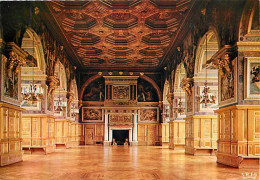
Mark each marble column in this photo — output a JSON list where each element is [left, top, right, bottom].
[[131, 111, 138, 146], [103, 110, 110, 146]]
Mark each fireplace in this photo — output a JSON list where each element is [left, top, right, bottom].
[[112, 130, 129, 145]]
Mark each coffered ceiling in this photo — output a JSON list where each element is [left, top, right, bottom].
[[45, 0, 191, 71]]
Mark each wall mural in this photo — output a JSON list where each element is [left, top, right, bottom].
[[137, 79, 158, 102], [139, 108, 158, 123], [245, 58, 260, 99], [249, 63, 260, 94], [82, 108, 103, 122], [83, 78, 105, 101]]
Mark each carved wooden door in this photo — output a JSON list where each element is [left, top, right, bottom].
[[85, 128, 94, 145], [147, 125, 156, 146]]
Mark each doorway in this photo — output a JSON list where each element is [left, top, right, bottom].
[[113, 130, 129, 145]]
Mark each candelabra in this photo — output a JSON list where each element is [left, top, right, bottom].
[[200, 82, 216, 107], [199, 34, 216, 107], [55, 97, 63, 112], [55, 60, 63, 112]]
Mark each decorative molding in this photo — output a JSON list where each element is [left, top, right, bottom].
[[237, 42, 260, 52]]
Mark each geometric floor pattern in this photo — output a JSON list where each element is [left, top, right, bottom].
[[0, 146, 259, 180]]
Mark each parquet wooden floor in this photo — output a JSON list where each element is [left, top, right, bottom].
[[0, 146, 259, 180]]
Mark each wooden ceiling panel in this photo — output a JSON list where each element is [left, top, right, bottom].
[[46, 0, 191, 70]]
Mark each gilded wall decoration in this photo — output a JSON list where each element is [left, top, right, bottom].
[[181, 77, 193, 96], [181, 77, 194, 114], [83, 78, 105, 101], [218, 57, 237, 106], [82, 108, 103, 122], [185, 87, 194, 114], [109, 114, 132, 126], [137, 79, 158, 102], [112, 85, 130, 100], [46, 76, 58, 112], [41, 24, 75, 81], [66, 92, 73, 117], [139, 108, 158, 123], [47, 92, 54, 111], [245, 58, 260, 99], [167, 93, 174, 106]]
